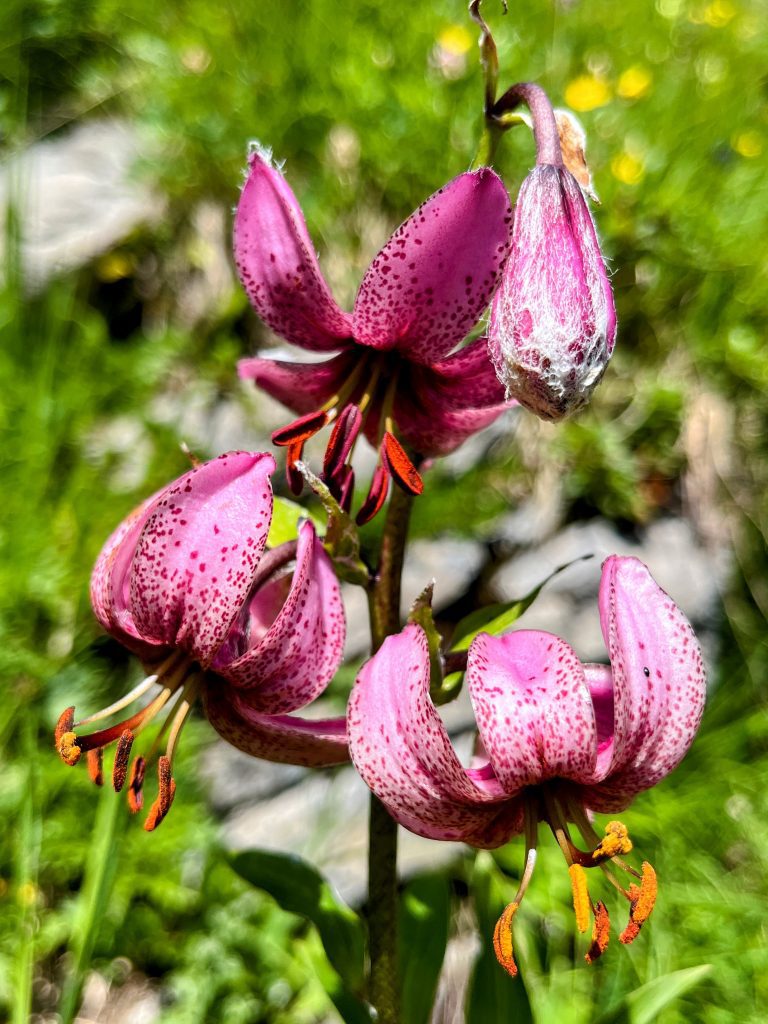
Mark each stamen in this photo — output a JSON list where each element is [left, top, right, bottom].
[[569, 864, 591, 933], [585, 901, 611, 964], [492, 902, 519, 978], [127, 756, 146, 814], [58, 731, 82, 766], [381, 432, 423, 496], [144, 755, 177, 832], [112, 730, 134, 792], [73, 661, 175, 728], [620, 862, 657, 944], [86, 748, 104, 787], [337, 464, 355, 513], [271, 410, 329, 447], [323, 404, 363, 479], [286, 442, 305, 496], [72, 685, 176, 754], [591, 820, 633, 863], [356, 464, 390, 525], [55, 707, 75, 746]]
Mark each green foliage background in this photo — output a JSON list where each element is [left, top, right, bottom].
[[1, 0, 767, 1021]]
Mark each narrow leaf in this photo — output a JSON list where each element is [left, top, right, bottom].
[[295, 460, 369, 585], [230, 848, 366, 994], [398, 872, 452, 1024], [595, 964, 712, 1024], [407, 584, 445, 704]]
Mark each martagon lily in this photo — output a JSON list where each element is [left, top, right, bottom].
[[348, 556, 705, 972], [235, 148, 513, 523], [56, 451, 348, 829]]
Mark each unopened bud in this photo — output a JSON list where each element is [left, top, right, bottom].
[[488, 164, 616, 421]]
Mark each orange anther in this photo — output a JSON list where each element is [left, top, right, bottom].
[[569, 863, 591, 933], [381, 431, 424, 496], [592, 820, 633, 862], [58, 731, 82, 767], [55, 707, 76, 746], [620, 861, 657, 944], [112, 729, 134, 792], [492, 901, 519, 978], [86, 748, 104, 787], [144, 755, 176, 832], [127, 756, 146, 814], [585, 900, 611, 964]]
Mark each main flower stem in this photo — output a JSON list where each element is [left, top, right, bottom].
[[366, 483, 415, 1024]]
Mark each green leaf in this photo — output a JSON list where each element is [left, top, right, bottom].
[[398, 872, 452, 1024], [466, 853, 534, 1024], [451, 555, 594, 652], [267, 495, 324, 548], [296, 460, 369, 585], [594, 964, 712, 1024], [407, 584, 444, 704], [230, 848, 366, 995]]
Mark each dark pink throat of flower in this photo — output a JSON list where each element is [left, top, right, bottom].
[[55, 649, 200, 831], [492, 782, 658, 978], [270, 350, 424, 525]]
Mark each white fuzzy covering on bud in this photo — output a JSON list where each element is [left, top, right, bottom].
[[488, 165, 616, 421]]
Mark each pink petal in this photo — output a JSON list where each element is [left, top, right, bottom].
[[217, 521, 345, 713], [90, 490, 171, 662], [238, 351, 356, 416], [203, 684, 349, 766], [467, 631, 598, 790], [352, 169, 512, 365], [591, 556, 706, 803], [392, 336, 510, 456], [348, 625, 522, 848], [234, 151, 353, 351], [130, 452, 276, 667]]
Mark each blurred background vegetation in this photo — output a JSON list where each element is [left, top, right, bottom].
[[1, 0, 767, 1021]]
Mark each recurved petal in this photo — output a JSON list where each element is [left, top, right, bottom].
[[217, 521, 345, 713], [238, 351, 358, 416], [468, 631, 598, 792], [90, 490, 170, 661], [393, 336, 510, 456], [353, 169, 512, 365], [593, 556, 706, 799], [234, 151, 353, 351], [130, 452, 276, 668], [348, 625, 522, 848], [203, 684, 349, 766]]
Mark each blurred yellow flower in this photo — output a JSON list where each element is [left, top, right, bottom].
[[437, 25, 472, 56], [732, 131, 763, 158], [617, 66, 652, 100], [611, 152, 645, 185], [703, 0, 736, 27], [564, 75, 612, 112]]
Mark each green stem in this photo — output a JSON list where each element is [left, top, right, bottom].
[[365, 483, 415, 1024]]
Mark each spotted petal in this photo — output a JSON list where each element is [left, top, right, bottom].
[[468, 631, 598, 792], [203, 685, 349, 766], [217, 521, 345, 713], [588, 556, 706, 808], [348, 625, 522, 848], [129, 452, 275, 668], [353, 169, 512, 366], [234, 151, 353, 351], [238, 351, 357, 417]]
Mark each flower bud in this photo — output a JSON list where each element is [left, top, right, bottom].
[[488, 164, 616, 421]]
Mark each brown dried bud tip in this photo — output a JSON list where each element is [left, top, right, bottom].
[[492, 901, 519, 978], [86, 748, 104, 787], [127, 756, 147, 814], [112, 730, 135, 792]]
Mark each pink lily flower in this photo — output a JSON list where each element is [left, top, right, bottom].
[[234, 149, 513, 523], [487, 84, 617, 420], [348, 556, 705, 972], [56, 451, 347, 830]]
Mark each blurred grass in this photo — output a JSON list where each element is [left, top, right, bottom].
[[1, 0, 767, 1020]]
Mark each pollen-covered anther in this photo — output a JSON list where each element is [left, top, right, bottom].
[[620, 861, 658, 944], [86, 748, 104, 787], [591, 820, 633, 863], [58, 731, 82, 767], [112, 729, 134, 792], [585, 900, 611, 964], [381, 431, 424, 496], [568, 863, 591, 933], [271, 410, 329, 447], [492, 901, 519, 978], [144, 755, 176, 832], [55, 706, 76, 746], [127, 755, 146, 814]]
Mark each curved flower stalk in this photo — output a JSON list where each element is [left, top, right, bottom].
[[235, 148, 513, 523], [487, 83, 617, 420], [348, 556, 705, 973], [56, 451, 347, 830]]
